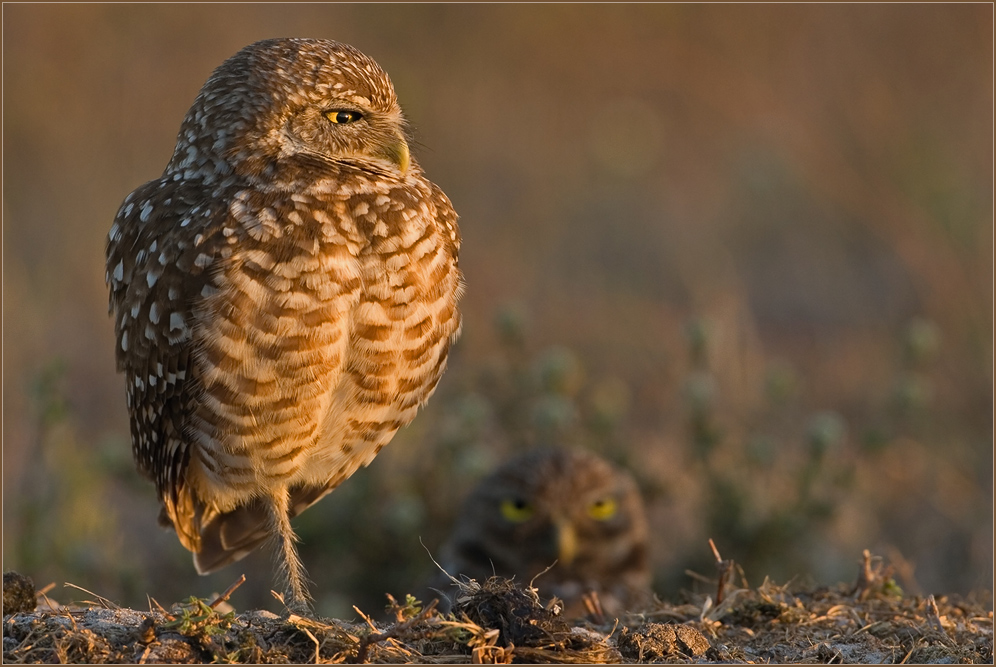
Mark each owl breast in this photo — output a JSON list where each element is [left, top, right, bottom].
[[185, 173, 462, 512]]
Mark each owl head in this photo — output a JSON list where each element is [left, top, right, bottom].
[[167, 38, 411, 184], [438, 447, 651, 616]]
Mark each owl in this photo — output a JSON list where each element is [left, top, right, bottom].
[[105, 38, 463, 612], [435, 448, 651, 618]]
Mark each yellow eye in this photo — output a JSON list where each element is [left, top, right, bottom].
[[324, 110, 362, 124], [587, 497, 618, 521], [499, 498, 534, 523]]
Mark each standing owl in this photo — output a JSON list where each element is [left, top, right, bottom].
[[436, 448, 651, 617], [105, 38, 463, 612]]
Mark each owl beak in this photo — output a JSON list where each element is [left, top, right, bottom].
[[377, 132, 410, 174], [556, 520, 578, 567]]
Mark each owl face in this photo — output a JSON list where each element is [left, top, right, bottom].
[[444, 448, 649, 595], [169, 38, 410, 183]]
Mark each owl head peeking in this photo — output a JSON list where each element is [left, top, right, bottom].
[[438, 447, 652, 617]]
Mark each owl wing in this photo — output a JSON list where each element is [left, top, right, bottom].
[[106, 178, 233, 552]]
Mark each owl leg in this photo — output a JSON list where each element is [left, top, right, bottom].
[[267, 487, 313, 614]]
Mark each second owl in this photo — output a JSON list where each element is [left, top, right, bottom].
[[435, 448, 652, 617]]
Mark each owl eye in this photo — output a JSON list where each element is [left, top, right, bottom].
[[324, 110, 363, 124], [499, 498, 534, 523], [587, 497, 618, 521]]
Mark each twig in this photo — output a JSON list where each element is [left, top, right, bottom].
[[351, 599, 438, 664], [63, 582, 120, 609], [37, 586, 59, 612], [684, 569, 713, 585], [209, 574, 246, 609], [149, 596, 171, 618], [735, 562, 750, 590], [708, 538, 734, 605], [58, 602, 80, 631], [300, 626, 321, 664], [852, 549, 893, 601], [582, 591, 604, 624], [353, 605, 380, 633], [924, 594, 953, 644], [422, 536, 468, 589], [528, 560, 558, 589], [853, 549, 876, 601], [604, 617, 621, 640], [270, 589, 303, 619]]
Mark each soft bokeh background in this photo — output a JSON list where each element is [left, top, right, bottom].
[[3, 4, 992, 618]]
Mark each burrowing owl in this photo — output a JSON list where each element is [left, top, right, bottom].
[[436, 448, 651, 617], [105, 38, 462, 612]]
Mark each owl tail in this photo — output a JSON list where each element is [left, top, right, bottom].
[[186, 482, 335, 578], [191, 498, 271, 575]]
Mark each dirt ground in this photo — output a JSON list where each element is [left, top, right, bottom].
[[3, 556, 992, 664]]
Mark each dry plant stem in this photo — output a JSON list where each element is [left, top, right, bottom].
[[149, 597, 170, 616], [299, 626, 320, 664], [684, 569, 713, 585], [583, 591, 605, 624], [350, 599, 439, 664], [924, 594, 952, 643], [38, 588, 60, 613], [854, 549, 875, 600], [62, 583, 120, 610], [708, 538, 734, 605], [209, 574, 247, 609], [853, 548, 894, 601], [353, 604, 379, 632]]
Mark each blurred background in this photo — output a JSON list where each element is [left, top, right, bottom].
[[3, 4, 992, 619]]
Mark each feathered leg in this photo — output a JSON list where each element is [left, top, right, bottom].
[[268, 487, 312, 614]]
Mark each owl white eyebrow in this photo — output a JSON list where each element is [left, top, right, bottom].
[[322, 104, 365, 115]]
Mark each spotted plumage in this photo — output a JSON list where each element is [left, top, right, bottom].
[[106, 38, 462, 612], [435, 448, 651, 618]]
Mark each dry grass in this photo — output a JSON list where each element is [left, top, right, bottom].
[[4, 554, 992, 664]]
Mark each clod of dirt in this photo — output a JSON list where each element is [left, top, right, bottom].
[[3, 571, 36, 615], [616, 622, 710, 661], [453, 577, 570, 647], [450, 577, 621, 662], [722, 597, 785, 626]]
